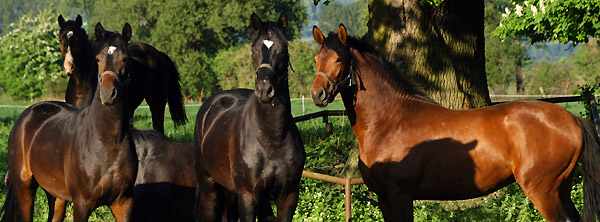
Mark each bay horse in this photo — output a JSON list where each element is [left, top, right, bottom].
[[1, 23, 138, 222], [58, 14, 187, 132], [310, 24, 600, 221], [193, 13, 305, 222]]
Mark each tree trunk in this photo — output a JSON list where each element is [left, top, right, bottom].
[[366, 0, 490, 109]]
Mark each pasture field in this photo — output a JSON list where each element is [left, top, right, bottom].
[[0, 99, 587, 221]]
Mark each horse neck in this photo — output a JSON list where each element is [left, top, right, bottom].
[[87, 89, 129, 145], [340, 50, 433, 144], [66, 41, 96, 107], [248, 81, 292, 141]]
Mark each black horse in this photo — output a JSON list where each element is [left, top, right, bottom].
[[58, 14, 187, 132], [1, 23, 137, 222], [193, 13, 305, 222]]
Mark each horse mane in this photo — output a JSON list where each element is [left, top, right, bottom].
[[324, 33, 435, 103]]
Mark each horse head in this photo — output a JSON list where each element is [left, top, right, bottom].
[[311, 24, 353, 107], [94, 22, 132, 105], [58, 14, 87, 75], [250, 13, 289, 103]]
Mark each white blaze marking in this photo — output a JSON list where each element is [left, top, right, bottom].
[[263, 40, 274, 49], [108, 46, 117, 55], [64, 46, 74, 74], [67, 31, 74, 39]]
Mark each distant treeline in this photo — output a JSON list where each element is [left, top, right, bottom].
[[0, 0, 597, 102]]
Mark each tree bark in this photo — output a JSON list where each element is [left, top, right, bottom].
[[366, 0, 490, 109]]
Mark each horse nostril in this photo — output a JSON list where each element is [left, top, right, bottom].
[[111, 88, 117, 99], [318, 89, 326, 101], [267, 85, 274, 98]]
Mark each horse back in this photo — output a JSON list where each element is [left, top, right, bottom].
[[130, 128, 196, 222], [131, 128, 196, 187]]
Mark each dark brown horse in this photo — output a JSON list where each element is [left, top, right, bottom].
[[311, 24, 600, 221], [57, 15, 196, 222], [193, 13, 305, 222], [58, 14, 97, 108], [1, 23, 137, 222], [58, 14, 187, 132]]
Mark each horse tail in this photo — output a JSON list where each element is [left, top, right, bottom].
[[160, 52, 187, 126], [1, 174, 22, 222], [576, 116, 600, 222]]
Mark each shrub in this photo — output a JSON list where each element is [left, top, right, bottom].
[[0, 9, 65, 100]]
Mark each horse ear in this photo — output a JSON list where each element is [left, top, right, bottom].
[[278, 13, 288, 30], [122, 23, 132, 42], [251, 13, 261, 31], [338, 23, 348, 46], [58, 15, 65, 28], [95, 22, 105, 40], [75, 14, 83, 27], [313, 25, 324, 46]]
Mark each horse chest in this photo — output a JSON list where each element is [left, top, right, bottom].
[[234, 133, 301, 183]]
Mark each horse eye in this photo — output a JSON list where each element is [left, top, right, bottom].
[[336, 58, 342, 63], [122, 57, 128, 63], [95, 58, 100, 63]]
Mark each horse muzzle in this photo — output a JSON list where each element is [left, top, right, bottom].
[[98, 71, 122, 105], [100, 85, 118, 105], [311, 87, 331, 107], [255, 79, 275, 103]]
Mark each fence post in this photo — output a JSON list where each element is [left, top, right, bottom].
[[589, 96, 600, 139], [323, 115, 332, 134], [345, 178, 352, 222], [302, 95, 306, 114]]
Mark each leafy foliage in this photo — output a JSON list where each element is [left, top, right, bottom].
[[578, 83, 600, 120], [495, 0, 600, 45], [517, 41, 600, 96], [316, 1, 368, 38], [485, 0, 529, 95], [523, 59, 577, 95], [55, 0, 309, 100], [0, 9, 65, 100], [571, 40, 600, 85], [0, 0, 60, 36]]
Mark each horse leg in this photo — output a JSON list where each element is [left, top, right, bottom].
[[71, 199, 92, 222], [258, 201, 275, 222], [516, 172, 578, 221], [110, 196, 134, 222], [558, 176, 580, 221], [148, 98, 166, 132], [196, 179, 225, 222], [238, 190, 258, 222], [45, 192, 67, 222], [274, 190, 299, 222], [377, 188, 414, 222], [12, 176, 38, 222], [225, 191, 239, 222]]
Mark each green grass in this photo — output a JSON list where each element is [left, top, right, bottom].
[[0, 98, 590, 221]]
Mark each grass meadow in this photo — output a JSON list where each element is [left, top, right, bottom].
[[0, 97, 588, 221]]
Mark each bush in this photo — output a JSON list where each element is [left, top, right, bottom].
[[0, 9, 64, 100]]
